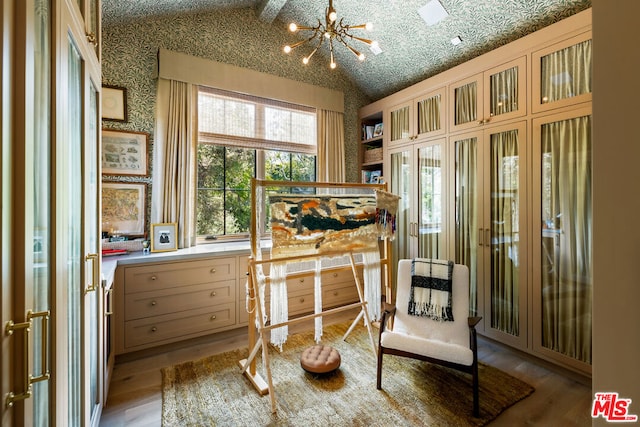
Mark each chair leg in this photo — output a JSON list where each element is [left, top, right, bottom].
[[472, 360, 479, 417], [376, 349, 383, 389]]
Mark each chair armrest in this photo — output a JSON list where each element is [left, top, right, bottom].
[[467, 316, 482, 329]]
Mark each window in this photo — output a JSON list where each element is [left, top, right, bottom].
[[196, 87, 317, 240]]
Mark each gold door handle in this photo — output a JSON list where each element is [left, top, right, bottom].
[[85, 253, 99, 293], [5, 310, 50, 408]]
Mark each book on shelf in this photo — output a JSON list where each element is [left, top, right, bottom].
[[362, 169, 382, 184]]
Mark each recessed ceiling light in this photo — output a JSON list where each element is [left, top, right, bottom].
[[451, 36, 462, 46], [418, 0, 449, 27], [370, 43, 383, 55]]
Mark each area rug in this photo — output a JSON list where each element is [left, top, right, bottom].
[[162, 321, 534, 426]]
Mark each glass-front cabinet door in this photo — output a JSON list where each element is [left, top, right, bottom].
[[532, 106, 592, 374], [388, 102, 412, 146], [389, 139, 448, 298], [450, 57, 526, 133], [532, 32, 592, 114], [452, 121, 527, 347], [57, 2, 102, 426], [415, 87, 446, 139]]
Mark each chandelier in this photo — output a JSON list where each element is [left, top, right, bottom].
[[283, 0, 378, 69]]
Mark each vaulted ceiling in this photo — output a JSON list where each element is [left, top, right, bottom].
[[102, 0, 591, 100]]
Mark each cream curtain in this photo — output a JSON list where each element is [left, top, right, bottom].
[[541, 115, 592, 364], [391, 106, 409, 141], [490, 66, 518, 117], [317, 109, 345, 182], [541, 39, 592, 103], [417, 94, 441, 134], [454, 136, 479, 315], [418, 144, 442, 258], [490, 130, 520, 336], [151, 79, 197, 248], [454, 82, 477, 126]]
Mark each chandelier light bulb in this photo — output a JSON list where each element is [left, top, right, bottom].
[[365, 22, 373, 31], [330, 61, 337, 69], [303, 57, 309, 64], [371, 40, 379, 49], [289, 23, 298, 32], [328, 10, 337, 22], [284, 45, 292, 53], [358, 53, 365, 61]]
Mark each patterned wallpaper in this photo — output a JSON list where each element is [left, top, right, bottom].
[[103, 0, 592, 100], [101, 6, 371, 207]]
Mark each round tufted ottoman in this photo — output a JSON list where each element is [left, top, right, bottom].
[[300, 344, 341, 374]]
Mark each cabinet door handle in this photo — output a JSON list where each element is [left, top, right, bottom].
[[210, 268, 216, 274], [479, 228, 484, 246], [105, 288, 114, 316], [485, 229, 491, 247], [151, 327, 157, 332], [210, 315, 217, 321], [210, 291, 217, 297], [84, 253, 99, 293], [150, 275, 157, 281], [151, 300, 157, 306]]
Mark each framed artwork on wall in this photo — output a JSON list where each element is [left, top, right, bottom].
[[102, 85, 128, 122], [102, 182, 146, 236], [102, 129, 148, 176], [150, 223, 178, 252]]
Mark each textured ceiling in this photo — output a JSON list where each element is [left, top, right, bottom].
[[102, 0, 591, 100]]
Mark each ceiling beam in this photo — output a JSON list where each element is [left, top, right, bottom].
[[256, 0, 288, 24]]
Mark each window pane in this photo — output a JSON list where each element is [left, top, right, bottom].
[[197, 189, 224, 235], [292, 153, 316, 182], [225, 147, 255, 189], [265, 151, 292, 181], [197, 144, 224, 188], [225, 189, 251, 234]]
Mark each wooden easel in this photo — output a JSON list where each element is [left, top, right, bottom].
[[238, 179, 392, 413]]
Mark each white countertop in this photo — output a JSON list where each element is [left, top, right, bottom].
[[101, 240, 270, 289]]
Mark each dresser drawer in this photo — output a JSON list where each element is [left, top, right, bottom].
[[323, 283, 360, 308], [124, 279, 235, 321], [124, 303, 236, 348], [124, 257, 236, 293]]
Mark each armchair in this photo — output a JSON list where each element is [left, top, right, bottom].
[[376, 259, 482, 417]]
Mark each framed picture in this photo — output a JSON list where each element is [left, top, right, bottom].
[[102, 129, 148, 176], [373, 123, 383, 137], [151, 223, 178, 253], [102, 182, 146, 236], [102, 85, 127, 122]]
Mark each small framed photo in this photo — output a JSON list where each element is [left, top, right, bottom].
[[373, 123, 383, 137], [102, 129, 148, 176], [151, 223, 178, 253], [102, 182, 146, 236], [102, 85, 128, 122]]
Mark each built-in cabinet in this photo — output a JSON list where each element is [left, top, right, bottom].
[[361, 9, 592, 375], [449, 56, 527, 133], [114, 254, 362, 354], [2, 0, 104, 425], [388, 87, 446, 146]]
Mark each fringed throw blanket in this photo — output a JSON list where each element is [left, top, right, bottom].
[[409, 259, 454, 322]]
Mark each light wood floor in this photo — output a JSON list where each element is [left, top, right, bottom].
[[100, 310, 592, 426]]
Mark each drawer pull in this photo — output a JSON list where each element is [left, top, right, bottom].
[[210, 291, 217, 297], [210, 315, 217, 321], [299, 297, 305, 303], [333, 273, 338, 278], [210, 268, 216, 274], [299, 278, 304, 283], [151, 300, 157, 306], [151, 275, 157, 281], [151, 327, 157, 332], [334, 291, 339, 296]]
